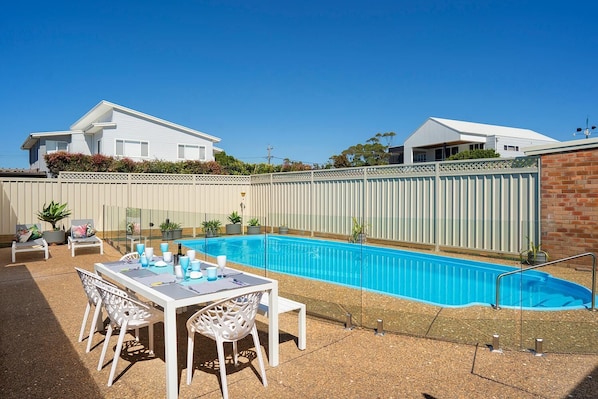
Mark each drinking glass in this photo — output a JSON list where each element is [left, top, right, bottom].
[[160, 242, 168, 254], [136, 243, 145, 263], [179, 256, 190, 280], [145, 247, 154, 261], [217, 255, 226, 278]]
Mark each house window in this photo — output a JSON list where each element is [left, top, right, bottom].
[[46, 140, 68, 154], [503, 145, 519, 151], [178, 144, 206, 161], [116, 139, 149, 158], [97, 140, 101, 154], [469, 143, 485, 150], [414, 153, 427, 162], [436, 146, 458, 160]]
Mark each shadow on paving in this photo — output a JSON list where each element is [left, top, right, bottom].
[[0, 263, 103, 399], [569, 364, 598, 398]]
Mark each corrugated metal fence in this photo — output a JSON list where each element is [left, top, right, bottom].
[[1, 157, 539, 254]]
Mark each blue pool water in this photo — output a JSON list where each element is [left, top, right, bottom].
[[179, 236, 593, 310]]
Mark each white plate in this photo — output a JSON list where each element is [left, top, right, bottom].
[[189, 271, 203, 279], [154, 260, 168, 267]]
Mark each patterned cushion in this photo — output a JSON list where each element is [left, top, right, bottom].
[[16, 228, 32, 242], [15, 225, 43, 242], [72, 225, 87, 238], [86, 225, 96, 237], [29, 225, 43, 240]]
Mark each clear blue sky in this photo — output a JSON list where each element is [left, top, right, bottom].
[[2, 0, 597, 169]]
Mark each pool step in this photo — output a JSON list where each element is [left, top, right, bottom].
[[535, 294, 577, 308]]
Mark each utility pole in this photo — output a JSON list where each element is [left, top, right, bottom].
[[266, 145, 274, 164]]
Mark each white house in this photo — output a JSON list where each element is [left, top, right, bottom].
[[21, 100, 221, 171], [398, 117, 558, 164]]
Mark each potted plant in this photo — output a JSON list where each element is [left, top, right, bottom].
[[37, 201, 71, 244], [247, 217, 261, 235], [279, 224, 289, 234], [202, 219, 222, 237], [520, 237, 549, 265], [349, 217, 367, 243], [225, 211, 242, 235], [159, 219, 182, 240]]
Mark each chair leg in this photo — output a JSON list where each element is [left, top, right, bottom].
[[98, 324, 114, 371], [107, 323, 128, 386], [216, 338, 229, 399], [251, 325, 268, 387], [78, 303, 92, 342], [86, 304, 103, 353], [232, 341, 239, 365], [186, 333, 195, 385]]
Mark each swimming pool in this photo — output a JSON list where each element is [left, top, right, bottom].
[[180, 235, 593, 310]]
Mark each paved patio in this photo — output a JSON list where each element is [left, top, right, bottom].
[[1, 243, 597, 398]]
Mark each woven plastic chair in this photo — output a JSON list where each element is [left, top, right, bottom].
[[186, 289, 267, 399], [94, 280, 163, 386], [119, 252, 140, 262], [74, 267, 121, 353]]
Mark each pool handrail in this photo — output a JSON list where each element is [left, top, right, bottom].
[[493, 252, 596, 311]]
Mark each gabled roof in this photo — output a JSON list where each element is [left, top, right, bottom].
[[429, 117, 557, 141], [70, 100, 221, 143]]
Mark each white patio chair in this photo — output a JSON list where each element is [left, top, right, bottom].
[[74, 267, 120, 353], [68, 219, 104, 257], [186, 289, 267, 399], [94, 280, 163, 386], [11, 223, 49, 262], [119, 252, 140, 262]]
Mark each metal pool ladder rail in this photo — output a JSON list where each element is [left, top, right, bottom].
[[493, 252, 596, 311]]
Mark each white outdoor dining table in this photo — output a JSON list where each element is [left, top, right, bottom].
[[95, 261, 279, 399]]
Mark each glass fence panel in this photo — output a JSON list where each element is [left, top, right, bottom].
[[519, 253, 598, 354], [102, 207, 597, 355], [260, 212, 364, 327]]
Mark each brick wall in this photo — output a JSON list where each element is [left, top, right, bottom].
[[541, 148, 598, 263]]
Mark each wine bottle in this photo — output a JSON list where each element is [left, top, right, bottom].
[[175, 243, 182, 265]]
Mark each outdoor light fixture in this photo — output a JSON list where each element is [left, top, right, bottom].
[[574, 118, 596, 139]]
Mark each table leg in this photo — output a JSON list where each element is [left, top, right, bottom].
[[268, 285, 279, 366], [164, 303, 179, 398]]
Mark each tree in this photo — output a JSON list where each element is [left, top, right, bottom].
[[330, 132, 396, 168]]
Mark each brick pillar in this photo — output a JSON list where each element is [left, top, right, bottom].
[[540, 148, 598, 265]]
